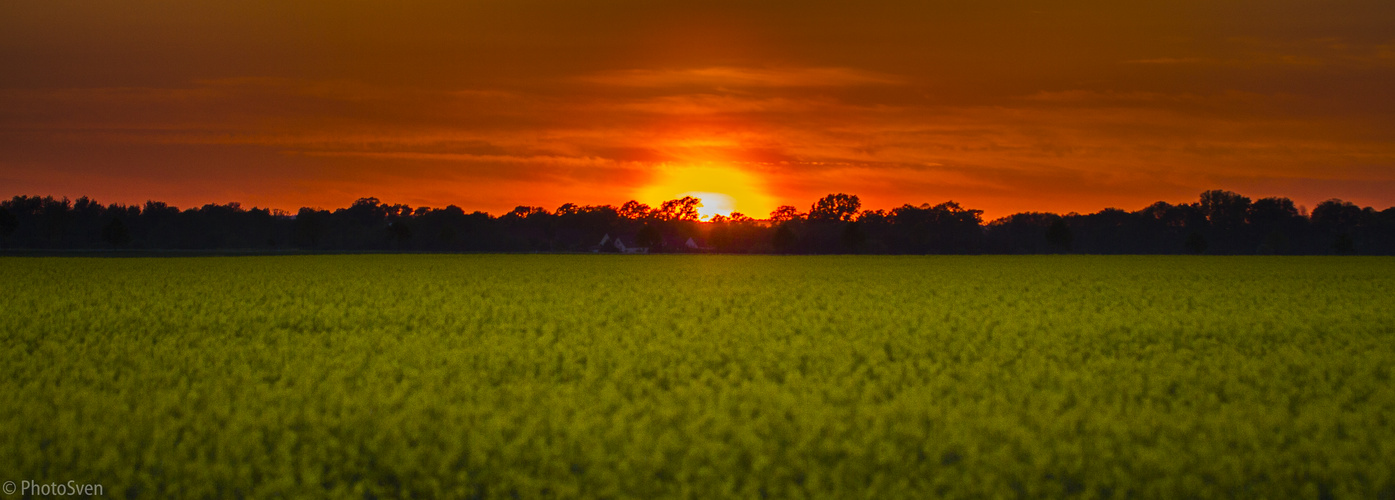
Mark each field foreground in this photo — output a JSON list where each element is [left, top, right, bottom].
[[2, 255, 1394, 498]]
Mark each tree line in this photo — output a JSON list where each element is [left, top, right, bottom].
[[2, 190, 1393, 254]]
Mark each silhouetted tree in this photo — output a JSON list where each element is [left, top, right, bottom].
[[345, 197, 386, 224], [0, 206, 15, 247], [438, 225, 457, 246], [1196, 190, 1252, 253], [1334, 233, 1357, 254], [1046, 218, 1073, 252], [101, 218, 131, 247], [1247, 197, 1299, 227], [1248, 197, 1302, 254], [293, 208, 328, 248], [388, 220, 412, 248], [705, 214, 764, 253], [986, 212, 1058, 253], [708, 223, 733, 251], [810, 193, 861, 222], [1258, 230, 1289, 255], [1073, 208, 1139, 253], [1375, 208, 1395, 254], [554, 203, 580, 216], [1141, 201, 1178, 226], [890, 201, 984, 253], [1200, 190, 1252, 227], [656, 197, 702, 221], [1, 189, 1391, 255], [500, 205, 554, 250], [71, 197, 106, 247], [411, 205, 469, 250], [850, 209, 892, 253], [1312, 199, 1363, 230], [618, 200, 652, 219], [22, 196, 75, 248], [841, 221, 867, 253], [1312, 199, 1367, 254], [552, 204, 622, 250], [772, 224, 798, 254], [506, 205, 549, 219], [635, 223, 663, 250], [1186, 231, 1208, 254], [769, 205, 804, 223]]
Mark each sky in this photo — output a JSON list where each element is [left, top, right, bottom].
[[3, 1, 1394, 220]]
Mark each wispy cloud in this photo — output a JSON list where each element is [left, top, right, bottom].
[[1123, 57, 1208, 65], [292, 150, 622, 167], [577, 66, 906, 88], [1124, 38, 1395, 68], [4, 59, 1393, 216]]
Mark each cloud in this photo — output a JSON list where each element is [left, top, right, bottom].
[[4, 33, 1394, 218], [576, 66, 906, 88], [1125, 38, 1395, 69], [293, 150, 622, 167], [1123, 57, 1208, 65]]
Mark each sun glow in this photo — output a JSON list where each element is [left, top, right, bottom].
[[683, 192, 735, 219], [635, 164, 776, 219]]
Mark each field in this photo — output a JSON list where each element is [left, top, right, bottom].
[[2, 255, 1394, 498]]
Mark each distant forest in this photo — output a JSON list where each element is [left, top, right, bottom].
[[2, 190, 1393, 255]]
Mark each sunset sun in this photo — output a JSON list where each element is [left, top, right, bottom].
[[635, 164, 776, 219]]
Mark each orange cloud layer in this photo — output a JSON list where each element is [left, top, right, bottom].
[[3, 1, 1394, 218]]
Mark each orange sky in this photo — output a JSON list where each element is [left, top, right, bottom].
[[3, 1, 1394, 219]]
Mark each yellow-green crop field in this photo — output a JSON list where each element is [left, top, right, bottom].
[[3, 255, 1394, 498]]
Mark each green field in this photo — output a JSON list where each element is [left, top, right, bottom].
[[3, 255, 1394, 498]]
